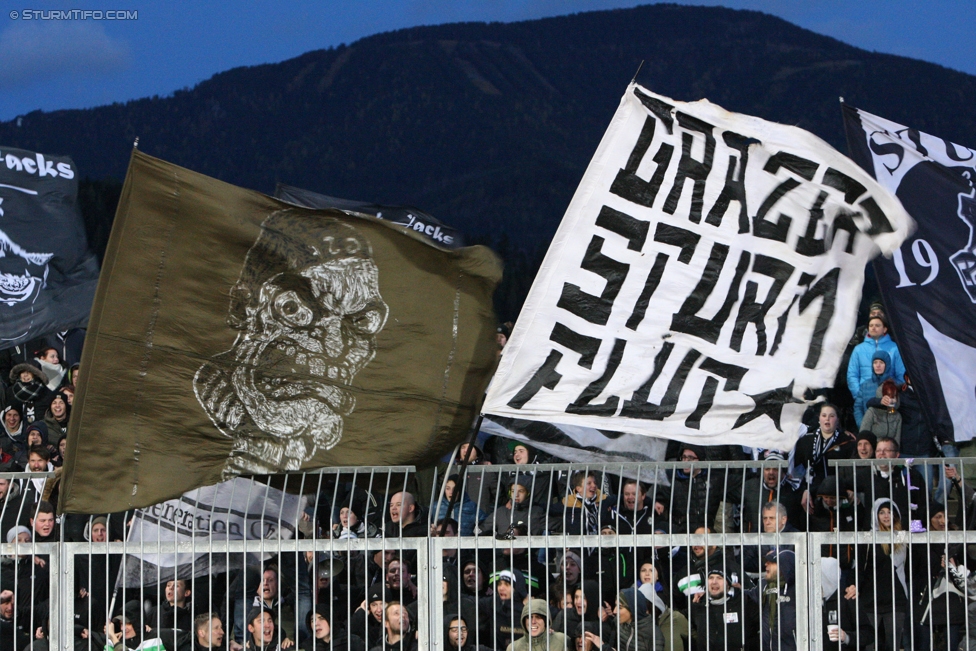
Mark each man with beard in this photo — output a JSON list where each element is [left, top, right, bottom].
[[5, 365, 52, 426], [444, 614, 491, 651], [368, 602, 415, 651], [689, 569, 757, 651], [0, 589, 29, 651], [747, 549, 798, 651]]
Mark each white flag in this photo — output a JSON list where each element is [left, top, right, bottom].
[[484, 84, 912, 449]]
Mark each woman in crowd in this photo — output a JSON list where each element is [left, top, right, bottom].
[[635, 563, 686, 651], [857, 499, 910, 651], [791, 403, 857, 513], [433, 474, 486, 537]]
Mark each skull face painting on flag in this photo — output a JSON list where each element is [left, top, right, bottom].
[[483, 84, 913, 451]]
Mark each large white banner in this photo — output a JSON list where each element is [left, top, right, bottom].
[[122, 478, 306, 587], [484, 84, 912, 450]]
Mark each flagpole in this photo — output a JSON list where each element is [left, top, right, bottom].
[[433, 413, 484, 537]]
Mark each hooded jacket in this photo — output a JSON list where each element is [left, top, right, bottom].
[[847, 333, 905, 400], [5, 364, 53, 425], [854, 350, 892, 425], [691, 575, 757, 651], [856, 499, 909, 610], [747, 550, 797, 651], [299, 604, 365, 651], [507, 599, 568, 651]]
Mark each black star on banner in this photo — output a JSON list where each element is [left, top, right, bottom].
[[732, 381, 802, 432]]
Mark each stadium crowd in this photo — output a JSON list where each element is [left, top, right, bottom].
[[0, 307, 973, 651]]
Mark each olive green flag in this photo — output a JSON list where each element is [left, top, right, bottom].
[[61, 150, 501, 513]]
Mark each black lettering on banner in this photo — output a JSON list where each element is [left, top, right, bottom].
[[684, 358, 748, 429], [753, 152, 818, 242], [795, 191, 828, 257], [549, 322, 602, 370], [859, 196, 895, 236], [557, 236, 629, 325], [625, 254, 667, 332], [670, 244, 751, 344], [595, 205, 649, 251], [730, 254, 795, 355], [768, 293, 797, 358], [566, 338, 627, 416], [609, 118, 675, 209], [663, 113, 716, 223], [822, 167, 867, 204], [829, 210, 860, 254], [633, 88, 675, 133], [868, 132, 905, 174], [620, 345, 700, 420], [626, 223, 700, 331], [507, 350, 564, 409], [797, 268, 840, 369], [942, 138, 974, 162], [705, 130, 759, 232]]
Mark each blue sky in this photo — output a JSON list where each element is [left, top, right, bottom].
[[0, 0, 971, 122]]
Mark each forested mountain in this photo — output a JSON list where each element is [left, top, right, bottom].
[[4, 3, 976, 319]]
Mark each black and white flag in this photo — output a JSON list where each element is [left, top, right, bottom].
[[275, 183, 463, 248], [843, 105, 976, 443], [0, 146, 99, 344], [483, 84, 912, 450], [121, 477, 305, 587]]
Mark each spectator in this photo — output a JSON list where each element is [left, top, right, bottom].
[[386, 492, 425, 538], [148, 580, 192, 632], [897, 374, 937, 459], [456, 444, 495, 516], [383, 559, 418, 606], [690, 569, 757, 651], [909, 501, 965, 651], [444, 613, 490, 651], [866, 437, 928, 530], [747, 549, 797, 651], [736, 452, 802, 533], [483, 476, 544, 537], [440, 569, 481, 647], [603, 480, 661, 536], [480, 569, 526, 651], [809, 477, 864, 569], [312, 558, 352, 628], [555, 470, 607, 538], [635, 564, 688, 651], [300, 604, 363, 651], [0, 407, 24, 457], [790, 403, 856, 512], [249, 568, 296, 642], [245, 608, 293, 651], [599, 587, 661, 651], [854, 350, 892, 426], [459, 554, 491, 600], [41, 392, 70, 440], [191, 613, 226, 651], [662, 445, 723, 534], [33, 348, 65, 392], [855, 499, 909, 651], [553, 551, 583, 593], [348, 590, 383, 648], [432, 474, 485, 537], [820, 557, 871, 649], [369, 601, 414, 651], [5, 365, 53, 425], [855, 431, 876, 460], [504, 442, 552, 509], [860, 379, 903, 443], [507, 598, 567, 651], [551, 580, 603, 641], [846, 315, 905, 400]]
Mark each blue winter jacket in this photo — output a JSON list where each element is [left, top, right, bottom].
[[854, 350, 893, 426], [847, 334, 905, 399], [433, 490, 486, 536]]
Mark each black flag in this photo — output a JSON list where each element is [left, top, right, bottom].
[[843, 104, 976, 444], [275, 183, 463, 248], [0, 146, 99, 345]]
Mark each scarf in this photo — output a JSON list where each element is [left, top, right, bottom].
[[36, 359, 65, 391], [12, 380, 44, 404], [805, 429, 842, 484]]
